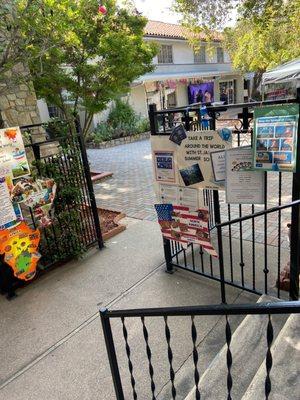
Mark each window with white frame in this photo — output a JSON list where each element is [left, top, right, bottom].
[[217, 47, 224, 63], [157, 45, 173, 64], [194, 46, 206, 63]]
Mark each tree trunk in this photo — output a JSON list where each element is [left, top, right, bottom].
[[251, 71, 264, 101]]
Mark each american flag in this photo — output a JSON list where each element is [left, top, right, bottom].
[[155, 204, 218, 258], [155, 204, 173, 221]]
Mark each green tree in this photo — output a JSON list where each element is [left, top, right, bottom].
[[18, 0, 157, 136], [174, 0, 300, 98]]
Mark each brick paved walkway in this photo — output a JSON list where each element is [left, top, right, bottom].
[[88, 139, 292, 248], [88, 140, 157, 221]]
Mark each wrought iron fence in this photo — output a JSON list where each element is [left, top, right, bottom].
[[100, 301, 300, 400], [149, 96, 300, 301], [0, 120, 103, 297], [21, 121, 103, 266]]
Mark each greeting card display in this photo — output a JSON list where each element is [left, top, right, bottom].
[[11, 177, 57, 227]]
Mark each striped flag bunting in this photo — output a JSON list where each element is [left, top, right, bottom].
[[154, 203, 218, 258]]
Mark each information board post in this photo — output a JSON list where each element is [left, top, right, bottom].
[[290, 92, 300, 300], [149, 104, 158, 135], [164, 238, 174, 274]]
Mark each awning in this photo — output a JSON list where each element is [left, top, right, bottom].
[[134, 70, 238, 84], [262, 58, 300, 85]]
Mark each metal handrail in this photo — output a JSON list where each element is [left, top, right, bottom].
[[214, 200, 300, 229], [100, 300, 300, 319]]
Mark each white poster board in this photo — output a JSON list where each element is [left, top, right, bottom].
[[226, 147, 265, 204], [0, 126, 30, 179], [151, 130, 231, 193]]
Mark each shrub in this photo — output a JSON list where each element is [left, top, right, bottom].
[[108, 99, 137, 129], [135, 118, 150, 134], [88, 123, 113, 144], [87, 99, 150, 144]]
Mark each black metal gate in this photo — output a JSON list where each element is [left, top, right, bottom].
[[0, 119, 103, 296], [149, 95, 300, 302]]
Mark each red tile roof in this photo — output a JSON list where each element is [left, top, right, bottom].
[[144, 20, 222, 42]]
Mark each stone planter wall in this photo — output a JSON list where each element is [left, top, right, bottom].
[[86, 131, 150, 149], [0, 63, 42, 128]]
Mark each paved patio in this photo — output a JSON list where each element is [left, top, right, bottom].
[[89, 140, 157, 221]]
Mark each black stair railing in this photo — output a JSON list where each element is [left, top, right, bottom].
[[215, 199, 300, 304], [100, 301, 300, 400]]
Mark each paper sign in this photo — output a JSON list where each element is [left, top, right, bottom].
[[0, 127, 30, 179], [211, 150, 226, 182], [160, 184, 199, 210], [253, 104, 299, 172], [155, 203, 218, 258], [226, 147, 265, 204], [154, 151, 175, 183]]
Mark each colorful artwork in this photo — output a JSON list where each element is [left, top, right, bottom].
[[155, 203, 218, 258], [0, 127, 30, 178], [11, 178, 57, 227], [253, 104, 299, 172], [0, 221, 41, 281]]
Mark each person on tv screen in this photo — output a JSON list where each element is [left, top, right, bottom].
[[204, 90, 212, 103], [196, 90, 203, 103]]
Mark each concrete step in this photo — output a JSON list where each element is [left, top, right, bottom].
[[241, 313, 300, 400], [184, 295, 288, 400], [157, 307, 248, 400]]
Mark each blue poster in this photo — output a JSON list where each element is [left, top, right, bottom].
[[253, 104, 299, 172]]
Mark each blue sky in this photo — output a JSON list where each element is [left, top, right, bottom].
[[134, 0, 237, 26], [134, 0, 180, 23]]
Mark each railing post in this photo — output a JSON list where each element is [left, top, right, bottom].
[[74, 116, 104, 250], [214, 190, 226, 304], [290, 91, 300, 300], [149, 103, 158, 134], [100, 308, 125, 400], [210, 111, 226, 303], [164, 238, 174, 274]]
